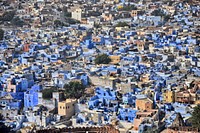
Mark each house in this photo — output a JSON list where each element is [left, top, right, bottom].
[[72, 8, 82, 21], [175, 91, 194, 104], [163, 90, 175, 103], [122, 93, 136, 106], [58, 99, 77, 118], [0, 93, 21, 109], [118, 108, 137, 123], [25, 105, 55, 127], [88, 87, 118, 112], [38, 91, 64, 110], [24, 84, 42, 109], [89, 76, 117, 89], [135, 98, 153, 111], [109, 55, 121, 64]]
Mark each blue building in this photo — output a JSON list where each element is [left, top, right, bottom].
[[24, 84, 42, 108], [122, 93, 136, 106], [88, 87, 118, 112], [0, 93, 22, 109], [118, 108, 137, 123]]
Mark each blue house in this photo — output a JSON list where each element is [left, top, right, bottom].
[[0, 93, 22, 109], [122, 93, 136, 106], [24, 84, 42, 108], [85, 39, 94, 49], [118, 108, 137, 123], [20, 78, 29, 91], [80, 73, 89, 86], [88, 87, 118, 112]]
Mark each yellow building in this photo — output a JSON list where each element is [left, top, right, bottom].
[[163, 90, 175, 103], [14, 64, 29, 72], [195, 100, 200, 105], [135, 98, 153, 111], [109, 55, 121, 64], [58, 99, 77, 118], [89, 76, 116, 89]]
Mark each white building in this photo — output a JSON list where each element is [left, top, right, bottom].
[[72, 8, 82, 21]]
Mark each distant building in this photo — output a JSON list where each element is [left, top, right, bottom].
[[72, 8, 82, 21], [89, 76, 117, 89], [135, 98, 153, 111], [36, 125, 120, 133], [163, 90, 175, 103], [58, 99, 77, 118], [24, 85, 41, 109], [110, 55, 121, 64]]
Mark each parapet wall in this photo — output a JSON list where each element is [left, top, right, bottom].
[[36, 125, 119, 133]]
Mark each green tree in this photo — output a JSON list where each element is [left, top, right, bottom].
[[64, 12, 71, 17], [65, 18, 80, 24], [42, 89, 55, 100], [151, 9, 165, 16], [94, 54, 111, 64], [94, 23, 101, 29], [115, 22, 130, 27], [0, 11, 15, 21], [191, 105, 200, 129], [164, 15, 171, 22], [0, 29, 4, 40], [63, 6, 71, 17], [11, 17, 25, 27], [54, 20, 62, 27], [64, 81, 85, 99]]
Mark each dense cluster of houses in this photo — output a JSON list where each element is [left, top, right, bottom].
[[0, 0, 200, 133]]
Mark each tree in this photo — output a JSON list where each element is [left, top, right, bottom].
[[94, 23, 101, 29], [151, 9, 171, 22], [0, 11, 15, 21], [11, 17, 25, 27], [54, 20, 62, 27], [65, 18, 80, 24], [64, 81, 85, 99], [164, 15, 171, 22], [151, 9, 165, 16], [190, 105, 200, 129], [0, 29, 4, 40], [115, 22, 130, 27], [64, 12, 71, 17], [94, 54, 111, 64], [42, 89, 55, 100], [63, 6, 71, 17]]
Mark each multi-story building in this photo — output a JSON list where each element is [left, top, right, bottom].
[[163, 90, 175, 103], [58, 99, 77, 118], [135, 98, 153, 111], [72, 8, 82, 21]]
